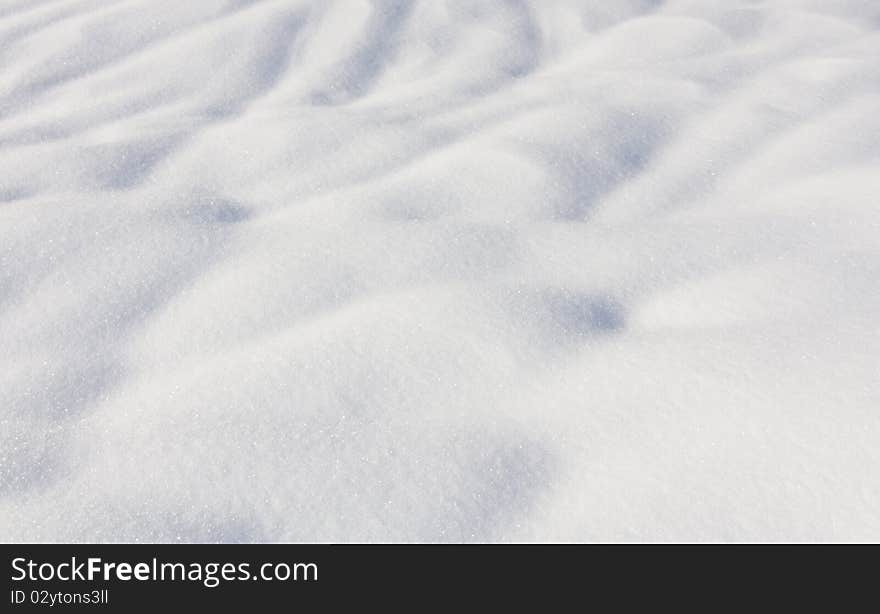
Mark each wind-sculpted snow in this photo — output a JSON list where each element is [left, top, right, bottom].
[[1, 0, 879, 542]]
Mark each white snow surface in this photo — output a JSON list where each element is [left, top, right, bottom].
[[1, 0, 879, 542]]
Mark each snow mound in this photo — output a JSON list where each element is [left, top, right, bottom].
[[2, 0, 879, 541]]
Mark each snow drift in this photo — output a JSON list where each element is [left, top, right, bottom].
[[1, 0, 879, 541]]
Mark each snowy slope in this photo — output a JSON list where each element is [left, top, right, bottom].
[[1, 0, 879, 542]]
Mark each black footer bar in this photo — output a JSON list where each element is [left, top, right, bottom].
[[1, 544, 874, 610]]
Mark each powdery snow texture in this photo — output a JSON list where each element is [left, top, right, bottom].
[[1, 0, 879, 541]]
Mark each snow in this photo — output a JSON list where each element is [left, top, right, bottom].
[[1, 0, 879, 542]]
